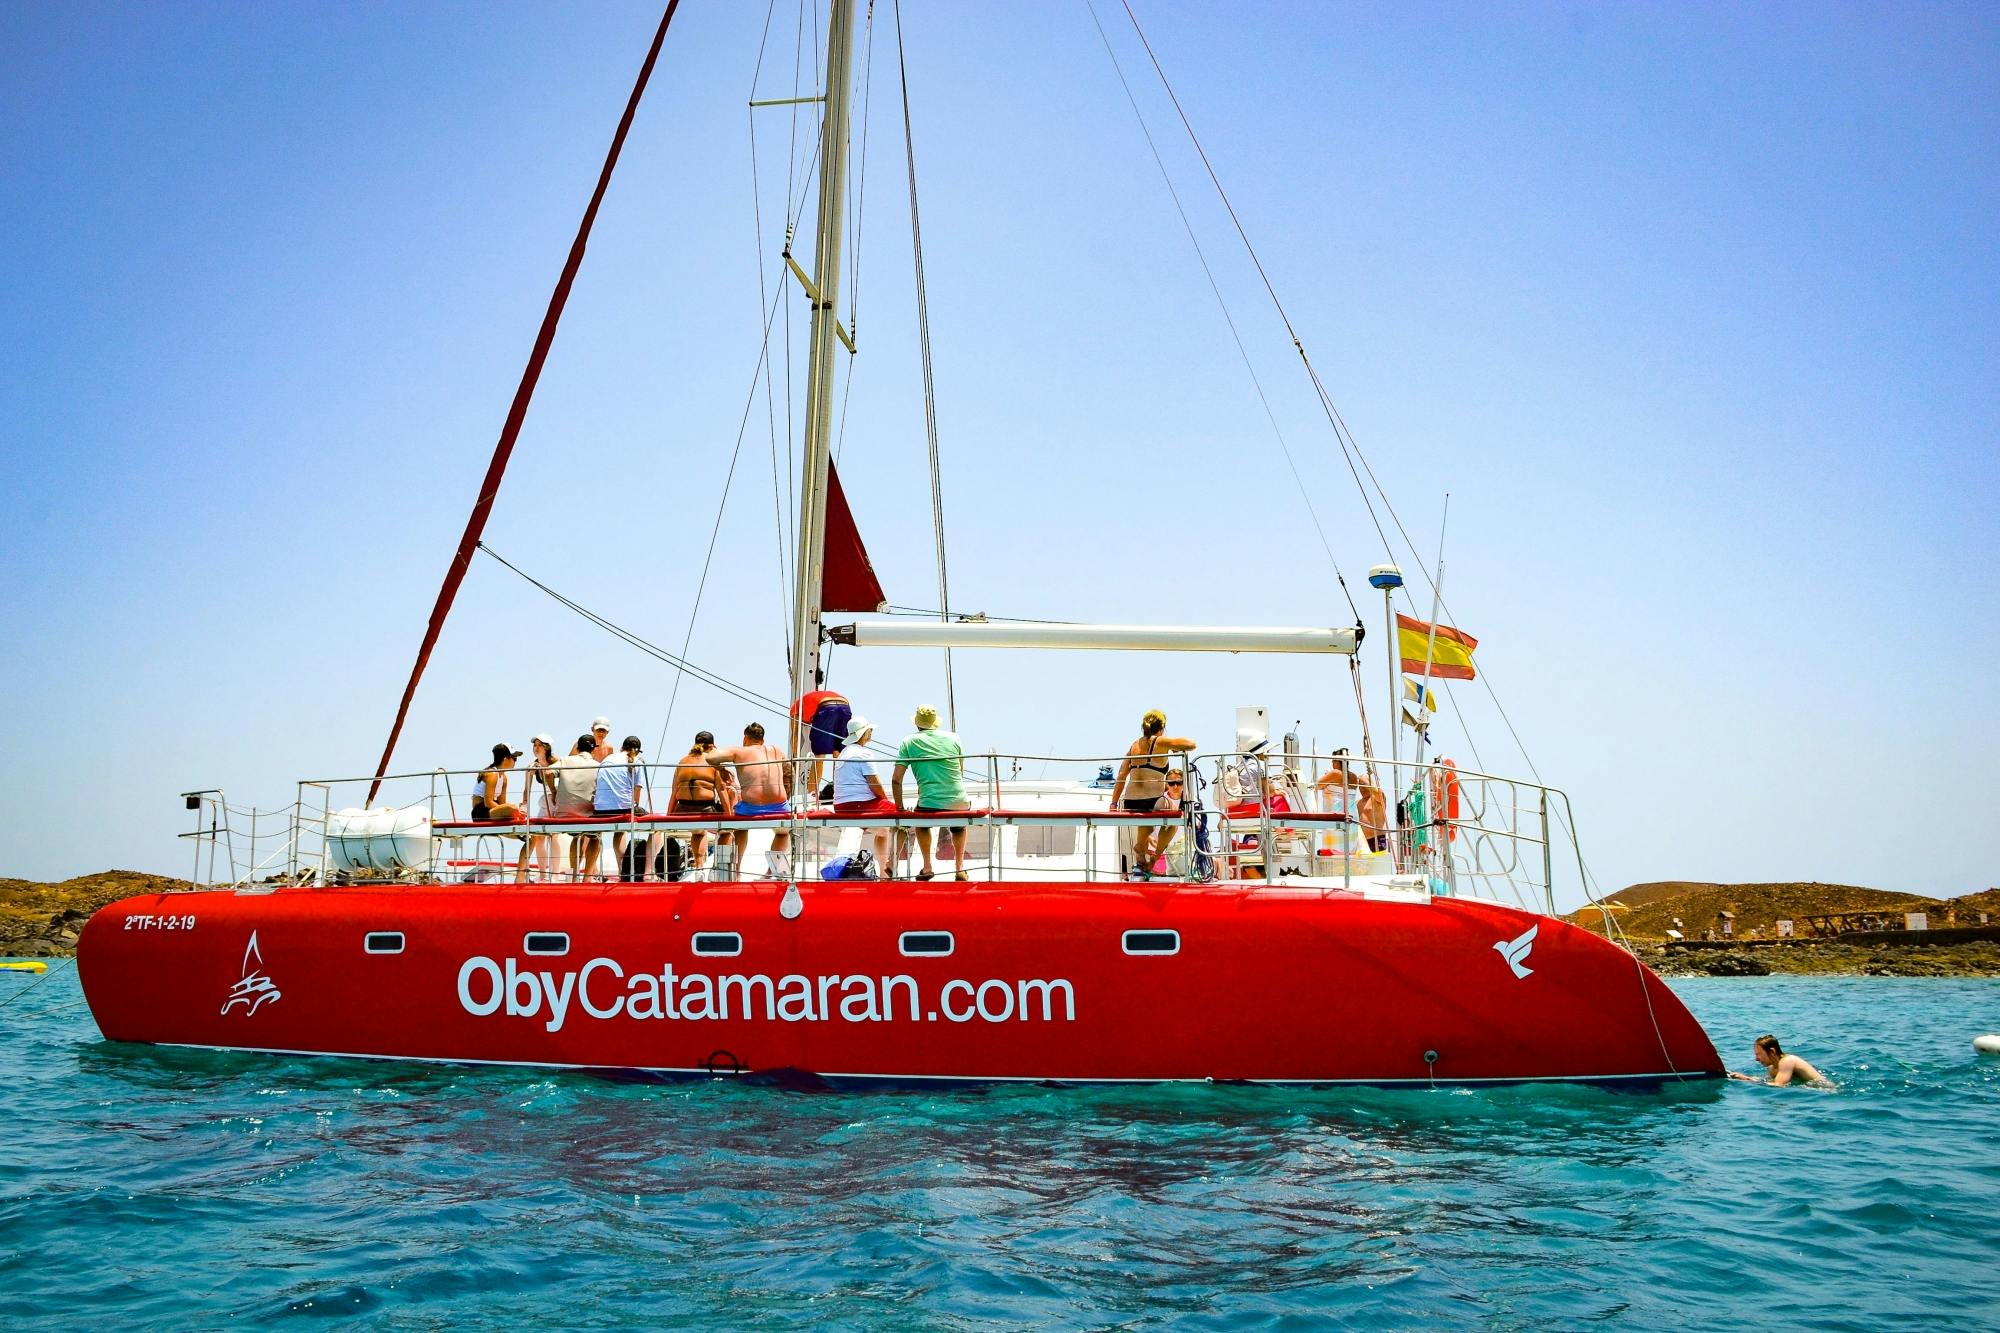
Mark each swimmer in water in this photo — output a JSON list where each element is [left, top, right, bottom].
[[1727, 1034, 1830, 1087]]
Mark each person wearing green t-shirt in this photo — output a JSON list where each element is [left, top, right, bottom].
[[893, 704, 969, 881]]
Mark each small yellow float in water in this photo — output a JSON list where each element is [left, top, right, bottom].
[[1, 961, 50, 974]]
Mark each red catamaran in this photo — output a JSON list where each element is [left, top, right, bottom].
[[79, 1, 1721, 1087]]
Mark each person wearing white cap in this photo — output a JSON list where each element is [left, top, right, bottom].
[[832, 716, 897, 876], [594, 735, 648, 881], [588, 717, 613, 761]]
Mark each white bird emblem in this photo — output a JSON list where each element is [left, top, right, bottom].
[[1494, 924, 1538, 979]]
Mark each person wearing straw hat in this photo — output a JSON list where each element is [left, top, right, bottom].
[[833, 716, 898, 876], [893, 705, 969, 881]]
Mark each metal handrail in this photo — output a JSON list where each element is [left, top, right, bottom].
[[190, 748, 1583, 913]]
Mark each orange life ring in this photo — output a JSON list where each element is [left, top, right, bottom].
[[1437, 758, 1461, 841]]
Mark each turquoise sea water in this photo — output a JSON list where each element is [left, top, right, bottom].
[[2, 970, 1996, 1329]]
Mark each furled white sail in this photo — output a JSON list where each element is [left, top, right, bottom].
[[829, 620, 1360, 654]]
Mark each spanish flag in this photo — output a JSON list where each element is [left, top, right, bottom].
[[1396, 613, 1477, 680]]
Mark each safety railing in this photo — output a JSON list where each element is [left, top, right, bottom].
[[180, 787, 332, 891], [167, 749, 1585, 913]]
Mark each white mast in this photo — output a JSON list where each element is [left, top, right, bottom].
[[788, 0, 861, 721]]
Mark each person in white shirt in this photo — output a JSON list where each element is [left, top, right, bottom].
[[550, 733, 602, 878], [831, 717, 896, 876], [594, 735, 647, 880]]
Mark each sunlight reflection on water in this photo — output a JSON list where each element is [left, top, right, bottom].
[[2, 972, 1995, 1328]]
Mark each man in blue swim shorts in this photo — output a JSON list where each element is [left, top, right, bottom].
[[707, 722, 795, 879]]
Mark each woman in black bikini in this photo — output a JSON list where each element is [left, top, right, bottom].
[[1109, 710, 1197, 880]]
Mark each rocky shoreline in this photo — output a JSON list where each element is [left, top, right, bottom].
[[1, 871, 195, 958], [7, 871, 2000, 976], [1646, 940, 2000, 979]]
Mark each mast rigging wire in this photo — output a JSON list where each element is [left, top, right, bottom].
[[832, 0, 877, 465], [365, 1, 682, 804], [1112, 0, 1594, 891], [482, 543, 795, 721], [490, 542, 914, 768], [1084, 0, 1359, 625], [748, 0, 794, 666], [778, 0, 815, 618], [881, 604, 1079, 625], [1111, 0, 1401, 575], [652, 269, 800, 759], [893, 0, 958, 729], [849, 2, 875, 341]]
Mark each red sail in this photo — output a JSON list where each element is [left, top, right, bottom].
[[822, 461, 887, 612]]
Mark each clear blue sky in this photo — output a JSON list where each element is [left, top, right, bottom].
[[2, 2, 1994, 904]]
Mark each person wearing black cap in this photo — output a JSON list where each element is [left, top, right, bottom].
[[667, 730, 732, 878], [473, 743, 523, 822], [595, 735, 648, 881], [551, 734, 602, 878]]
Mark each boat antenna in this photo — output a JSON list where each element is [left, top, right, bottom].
[[364, 2, 682, 805], [787, 0, 862, 737], [1412, 494, 1450, 769]]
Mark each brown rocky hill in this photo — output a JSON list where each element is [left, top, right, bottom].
[[1567, 881, 1994, 940], [1, 871, 196, 956], [1955, 887, 2000, 919]]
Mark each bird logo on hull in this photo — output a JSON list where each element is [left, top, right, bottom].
[[1493, 924, 1537, 980]]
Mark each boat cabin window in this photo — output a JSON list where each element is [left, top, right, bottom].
[[524, 932, 569, 956], [1121, 929, 1180, 956], [363, 932, 405, 955], [898, 931, 954, 957], [691, 932, 743, 957]]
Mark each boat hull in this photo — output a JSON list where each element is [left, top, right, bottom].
[[77, 882, 1720, 1086]]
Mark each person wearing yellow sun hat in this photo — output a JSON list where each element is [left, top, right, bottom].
[[893, 705, 969, 881]]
